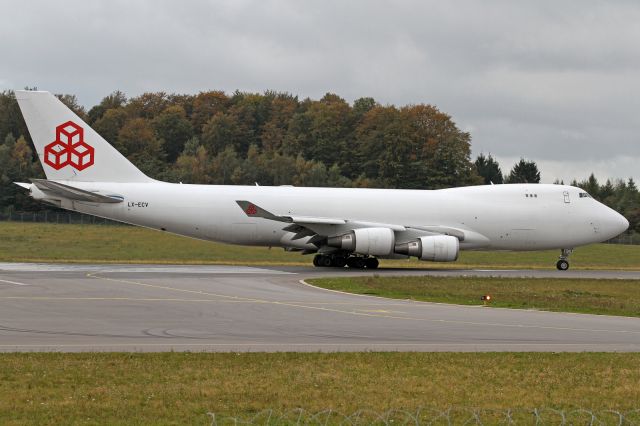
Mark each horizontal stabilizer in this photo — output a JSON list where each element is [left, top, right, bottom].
[[31, 179, 123, 203]]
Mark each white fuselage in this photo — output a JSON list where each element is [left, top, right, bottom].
[[15, 91, 630, 264], [45, 182, 628, 253]]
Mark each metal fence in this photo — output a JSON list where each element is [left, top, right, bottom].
[[605, 232, 640, 245], [0, 210, 122, 225], [0, 210, 637, 244], [207, 407, 640, 425]]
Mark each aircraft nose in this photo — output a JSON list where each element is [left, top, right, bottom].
[[619, 214, 630, 234], [605, 210, 629, 237]]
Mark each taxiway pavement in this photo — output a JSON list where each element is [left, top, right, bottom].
[[1, 263, 640, 352]]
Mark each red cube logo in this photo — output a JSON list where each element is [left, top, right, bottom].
[[69, 141, 94, 169], [44, 121, 94, 171], [44, 141, 70, 169]]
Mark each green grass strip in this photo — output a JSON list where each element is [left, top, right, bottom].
[[1, 352, 640, 424], [309, 276, 640, 317], [1, 222, 639, 269]]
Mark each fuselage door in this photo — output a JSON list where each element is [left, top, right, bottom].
[[563, 191, 570, 203]]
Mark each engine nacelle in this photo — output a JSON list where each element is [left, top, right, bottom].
[[394, 235, 459, 262], [327, 227, 395, 256]]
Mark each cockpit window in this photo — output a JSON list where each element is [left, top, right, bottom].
[[579, 192, 592, 198]]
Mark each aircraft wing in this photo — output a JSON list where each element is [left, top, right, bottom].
[[235, 200, 467, 243], [27, 179, 124, 203]]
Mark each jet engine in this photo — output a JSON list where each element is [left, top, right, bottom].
[[394, 235, 459, 262], [327, 227, 395, 256]]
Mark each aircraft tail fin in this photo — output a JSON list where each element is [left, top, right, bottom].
[[15, 90, 151, 183]]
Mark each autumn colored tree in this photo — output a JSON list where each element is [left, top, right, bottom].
[[1, 87, 634, 235], [260, 94, 298, 154], [126, 92, 170, 119], [191, 91, 230, 134], [117, 118, 166, 177], [0, 133, 42, 211]]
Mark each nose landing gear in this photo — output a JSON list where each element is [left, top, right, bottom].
[[556, 248, 573, 271]]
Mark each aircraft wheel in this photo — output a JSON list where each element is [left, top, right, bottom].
[[332, 256, 347, 268], [556, 259, 569, 271], [314, 254, 332, 267], [365, 257, 379, 269], [347, 257, 366, 269], [319, 255, 333, 267]]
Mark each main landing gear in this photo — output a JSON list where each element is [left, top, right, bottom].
[[556, 248, 573, 271], [313, 254, 379, 269]]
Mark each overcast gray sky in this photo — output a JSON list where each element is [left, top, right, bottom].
[[1, 0, 638, 183]]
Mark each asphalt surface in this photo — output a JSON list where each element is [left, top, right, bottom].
[[1, 263, 640, 352]]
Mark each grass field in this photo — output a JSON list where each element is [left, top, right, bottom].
[[1, 352, 640, 424], [308, 276, 640, 317], [1, 222, 639, 269]]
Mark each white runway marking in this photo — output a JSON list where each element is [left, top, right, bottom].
[[0, 278, 30, 286], [0, 263, 292, 275]]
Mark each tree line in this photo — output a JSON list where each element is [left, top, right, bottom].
[[0, 89, 637, 233]]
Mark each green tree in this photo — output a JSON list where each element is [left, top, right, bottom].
[[227, 91, 274, 150], [402, 105, 481, 188], [87, 91, 127, 124], [55, 94, 86, 119], [627, 208, 640, 233], [175, 143, 213, 184], [0, 92, 28, 146], [352, 97, 376, 118], [152, 105, 193, 162], [297, 93, 352, 167], [266, 153, 298, 185], [93, 108, 128, 145], [214, 146, 242, 185], [0, 134, 42, 212], [0, 134, 16, 211], [577, 173, 600, 198], [327, 163, 352, 187], [201, 112, 251, 156], [506, 158, 541, 183], [354, 105, 403, 183], [475, 153, 503, 184]]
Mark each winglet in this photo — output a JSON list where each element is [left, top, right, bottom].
[[235, 201, 290, 223], [14, 182, 31, 189]]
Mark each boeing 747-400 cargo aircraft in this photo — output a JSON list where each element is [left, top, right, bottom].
[[13, 91, 629, 270]]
